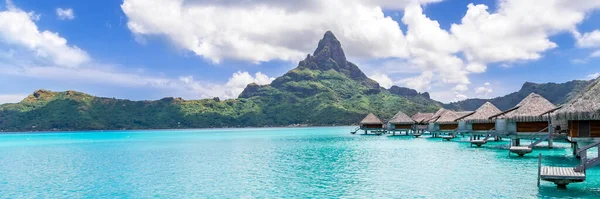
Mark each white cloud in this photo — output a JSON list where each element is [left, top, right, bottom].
[[56, 8, 74, 20], [396, 71, 434, 92], [403, 3, 468, 83], [179, 71, 274, 99], [591, 50, 600, 58], [576, 30, 600, 48], [454, 93, 467, 101], [0, 64, 175, 88], [475, 82, 493, 97], [586, 72, 600, 80], [0, 5, 89, 67], [452, 1, 600, 69], [0, 94, 27, 104], [571, 58, 588, 64], [369, 73, 394, 89], [121, 0, 410, 64], [0, 63, 274, 100], [452, 84, 468, 92]]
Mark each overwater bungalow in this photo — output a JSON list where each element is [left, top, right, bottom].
[[428, 108, 473, 140], [411, 112, 434, 137], [554, 77, 600, 155], [388, 110, 415, 136], [489, 93, 558, 156], [455, 102, 502, 146], [537, 78, 600, 188], [354, 113, 385, 135]]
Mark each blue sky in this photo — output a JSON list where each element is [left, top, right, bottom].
[[0, 0, 599, 104]]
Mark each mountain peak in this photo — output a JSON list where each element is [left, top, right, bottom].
[[313, 31, 347, 67]]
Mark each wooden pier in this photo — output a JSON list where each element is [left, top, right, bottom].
[[538, 142, 600, 188], [539, 166, 585, 188], [538, 153, 587, 188]]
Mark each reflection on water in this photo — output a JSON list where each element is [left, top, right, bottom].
[[0, 127, 599, 198]]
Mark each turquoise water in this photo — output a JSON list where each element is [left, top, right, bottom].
[[0, 127, 599, 198]]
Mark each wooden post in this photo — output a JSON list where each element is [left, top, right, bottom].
[[548, 137, 553, 149], [537, 153, 542, 187]]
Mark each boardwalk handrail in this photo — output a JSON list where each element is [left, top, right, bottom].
[[527, 126, 551, 147], [482, 127, 496, 142], [576, 141, 600, 155], [450, 128, 459, 137]]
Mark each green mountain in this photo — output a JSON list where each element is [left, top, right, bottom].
[[444, 80, 592, 111], [0, 31, 441, 132]]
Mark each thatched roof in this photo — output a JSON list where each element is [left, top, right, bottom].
[[411, 112, 434, 123], [493, 93, 556, 122], [389, 110, 415, 124], [458, 102, 502, 123], [427, 108, 447, 122], [360, 113, 383, 125], [554, 77, 600, 120], [456, 111, 475, 119], [431, 109, 471, 124]]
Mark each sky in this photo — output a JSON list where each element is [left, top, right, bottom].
[[1, 0, 600, 104]]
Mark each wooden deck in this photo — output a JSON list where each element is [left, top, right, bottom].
[[509, 146, 532, 156], [540, 166, 585, 187]]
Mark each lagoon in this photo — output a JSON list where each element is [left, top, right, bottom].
[[0, 127, 599, 198]]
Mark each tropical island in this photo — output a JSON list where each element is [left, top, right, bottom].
[[0, 32, 592, 132]]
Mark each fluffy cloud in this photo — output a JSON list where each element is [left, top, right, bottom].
[[121, 0, 409, 63], [403, 4, 470, 86], [0, 4, 89, 67], [586, 72, 600, 80], [56, 8, 74, 20], [451, 0, 600, 71], [179, 71, 274, 99], [1, 63, 274, 100], [592, 50, 600, 58], [576, 30, 600, 48], [396, 71, 434, 92], [369, 73, 394, 89], [454, 93, 467, 101], [474, 82, 493, 97], [452, 84, 468, 92], [0, 94, 27, 104]]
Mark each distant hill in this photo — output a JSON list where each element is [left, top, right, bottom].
[[0, 31, 442, 132], [444, 80, 592, 111]]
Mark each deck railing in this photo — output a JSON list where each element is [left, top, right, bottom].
[[483, 127, 496, 141], [527, 126, 551, 147], [574, 141, 600, 172]]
